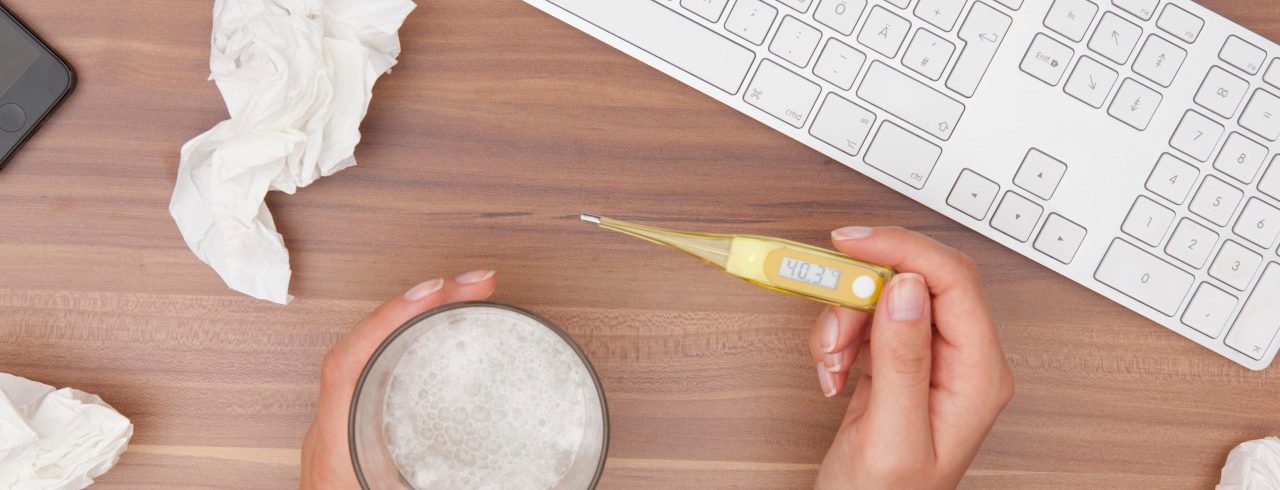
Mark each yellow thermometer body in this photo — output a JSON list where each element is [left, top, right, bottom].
[[582, 214, 895, 312]]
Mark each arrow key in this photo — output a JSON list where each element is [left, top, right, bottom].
[[1014, 148, 1068, 200], [1034, 213, 1088, 264], [991, 191, 1044, 242], [1065, 56, 1118, 108], [946, 169, 1000, 220]]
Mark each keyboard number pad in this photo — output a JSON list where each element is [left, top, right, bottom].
[[1122, 196, 1175, 247], [1189, 176, 1244, 227], [1233, 198, 1280, 249], [1210, 240, 1263, 290], [1170, 110, 1225, 162], [1182, 283, 1237, 338], [1165, 218, 1218, 269], [1146, 153, 1199, 205], [1213, 132, 1268, 184]]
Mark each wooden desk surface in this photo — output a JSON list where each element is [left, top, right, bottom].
[[1, 0, 1278, 488]]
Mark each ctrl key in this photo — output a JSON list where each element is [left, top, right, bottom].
[[1094, 238, 1194, 316], [1225, 263, 1280, 361]]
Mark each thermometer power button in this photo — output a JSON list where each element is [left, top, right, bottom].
[[851, 275, 877, 300]]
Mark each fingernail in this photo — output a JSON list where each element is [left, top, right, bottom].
[[821, 309, 840, 353], [889, 273, 927, 322], [831, 226, 874, 240], [455, 270, 495, 284], [404, 279, 444, 301], [816, 363, 838, 398], [823, 350, 844, 373]]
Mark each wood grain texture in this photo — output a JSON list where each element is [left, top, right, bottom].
[[0, 0, 1278, 488]]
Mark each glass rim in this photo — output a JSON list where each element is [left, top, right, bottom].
[[347, 301, 610, 489]]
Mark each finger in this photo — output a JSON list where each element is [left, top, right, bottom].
[[864, 273, 934, 448], [809, 306, 870, 363], [443, 269, 498, 303], [831, 226, 998, 356], [822, 343, 858, 374], [815, 362, 847, 398]]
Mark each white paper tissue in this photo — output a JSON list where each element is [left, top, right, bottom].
[[170, 0, 416, 304], [1218, 436, 1280, 490], [0, 373, 132, 489]]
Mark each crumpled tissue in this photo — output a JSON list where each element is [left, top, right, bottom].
[[170, 0, 416, 304], [0, 373, 132, 489], [1218, 436, 1280, 490]]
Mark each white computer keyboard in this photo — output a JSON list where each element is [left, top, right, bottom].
[[523, 0, 1280, 370]]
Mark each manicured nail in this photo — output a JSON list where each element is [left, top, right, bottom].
[[823, 350, 844, 373], [831, 226, 874, 240], [816, 363, 838, 398], [455, 270, 495, 284], [888, 273, 927, 322], [821, 309, 840, 353], [403, 279, 444, 301]]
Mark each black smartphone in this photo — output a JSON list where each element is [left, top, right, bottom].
[[0, 5, 74, 171]]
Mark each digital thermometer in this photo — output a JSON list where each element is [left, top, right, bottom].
[[581, 214, 895, 312]]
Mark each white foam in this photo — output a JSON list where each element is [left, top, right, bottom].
[[383, 308, 591, 489]]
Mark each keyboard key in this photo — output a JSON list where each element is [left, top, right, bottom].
[[1189, 176, 1244, 227], [1133, 35, 1187, 88], [1113, 0, 1158, 20], [813, 39, 867, 89], [914, 0, 966, 31], [809, 93, 877, 156], [1194, 67, 1249, 119], [775, 0, 815, 13], [885, 0, 910, 8], [725, 0, 779, 45], [1122, 196, 1175, 246], [1065, 56, 1119, 108], [1095, 238, 1194, 316], [682, 0, 730, 22], [902, 28, 955, 81], [1146, 153, 1198, 204], [1034, 213, 1087, 264], [1014, 149, 1067, 200], [744, 60, 822, 127], [1044, 0, 1099, 42], [947, 1, 1012, 97], [550, 0, 755, 94], [1156, 3, 1202, 43], [858, 61, 966, 140], [1234, 198, 1280, 249], [1210, 240, 1263, 290], [1219, 35, 1266, 75], [1021, 34, 1074, 86], [1182, 283, 1237, 338], [994, 0, 1023, 9], [864, 121, 941, 189], [1213, 132, 1268, 184], [991, 192, 1044, 242], [947, 169, 1000, 219], [1169, 110, 1224, 162], [1266, 59, 1280, 90], [1108, 78, 1162, 131], [814, 0, 866, 35], [858, 6, 911, 58], [1239, 89, 1280, 141], [1088, 12, 1142, 65], [770, 16, 822, 67], [1165, 218, 1218, 268], [1225, 263, 1280, 360], [1260, 156, 1280, 202]]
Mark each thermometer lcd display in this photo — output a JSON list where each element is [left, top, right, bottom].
[[779, 256, 840, 290]]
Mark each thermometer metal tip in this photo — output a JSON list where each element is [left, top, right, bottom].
[[580, 213, 601, 224]]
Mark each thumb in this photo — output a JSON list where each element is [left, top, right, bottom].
[[864, 273, 934, 450]]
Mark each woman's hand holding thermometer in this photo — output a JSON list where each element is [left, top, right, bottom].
[[810, 226, 1014, 489]]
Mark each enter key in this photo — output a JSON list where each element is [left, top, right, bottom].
[[1225, 262, 1280, 360]]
